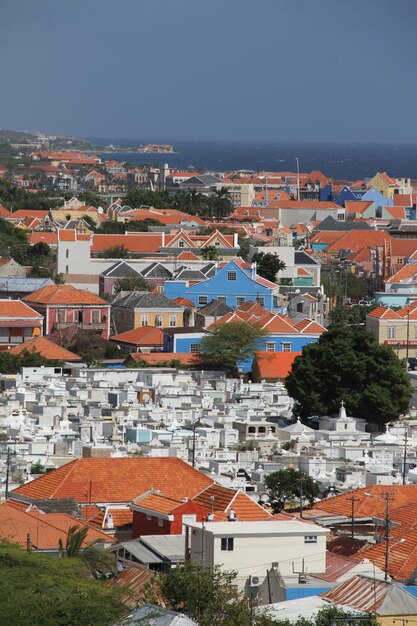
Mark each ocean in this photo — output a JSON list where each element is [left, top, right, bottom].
[[86, 139, 417, 181]]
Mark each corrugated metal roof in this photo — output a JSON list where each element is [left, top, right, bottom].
[[322, 575, 417, 615], [120, 603, 197, 626], [117, 540, 163, 564], [140, 535, 185, 563]]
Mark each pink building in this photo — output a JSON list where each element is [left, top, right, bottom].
[[24, 285, 110, 339]]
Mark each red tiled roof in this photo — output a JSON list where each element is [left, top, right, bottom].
[[9, 336, 82, 361], [0, 300, 42, 319], [325, 230, 390, 254], [133, 492, 183, 515], [0, 501, 110, 550], [128, 352, 201, 366], [367, 306, 402, 320], [24, 284, 108, 305], [254, 351, 301, 380], [385, 206, 406, 220], [28, 232, 58, 246], [386, 264, 417, 284], [12, 457, 214, 504], [311, 485, 417, 519], [193, 485, 272, 521], [111, 326, 164, 347]]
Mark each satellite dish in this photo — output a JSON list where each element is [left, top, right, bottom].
[[97, 206, 104, 214]]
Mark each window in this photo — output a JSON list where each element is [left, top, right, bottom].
[[66, 249, 69, 258], [214, 240, 220, 247], [58, 309, 66, 323], [91, 310, 100, 324], [169, 315, 177, 327], [158, 518, 164, 527], [178, 240, 185, 248], [190, 343, 200, 354], [227, 271, 237, 281], [266, 342, 275, 352], [155, 315, 162, 327], [256, 296, 265, 306], [296, 302, 303, 313], [304, 536, 317, 544], [65, 265, 69, 274], [387, 326, 396, 339], [236, 296, 245, 306], [198, 296, 208, 306], [282, 342, 292, 352], [141, 315, 148, 327], [221, 537, 234, 551]]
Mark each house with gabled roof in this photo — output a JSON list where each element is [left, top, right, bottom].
[[99, 260, 143, 297], [0, 299, 44, 349], [164, 257, 281, 311], [23, 284, 111, 338], [366, 304, 417, 360], [110, 291, 186, 333]]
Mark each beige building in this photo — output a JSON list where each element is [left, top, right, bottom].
[[366, 305, 417, 360]]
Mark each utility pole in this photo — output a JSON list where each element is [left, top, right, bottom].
[[347, 496, 358, 539], [403, 424, 408, 485], [383, 493, 394, 582]]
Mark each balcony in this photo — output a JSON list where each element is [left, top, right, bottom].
[[53, 322, 107, 331]]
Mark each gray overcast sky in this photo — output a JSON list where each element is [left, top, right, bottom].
[[1, 0, 417, 143]]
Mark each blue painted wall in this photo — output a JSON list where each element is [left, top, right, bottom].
[[374, 292, 416, 307], [361, 187, 393, 210], [164, 259, 278, 310]]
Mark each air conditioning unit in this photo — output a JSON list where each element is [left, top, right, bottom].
[[249, 575, 265, 588]]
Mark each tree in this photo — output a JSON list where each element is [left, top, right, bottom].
[[158, 562, 251, 626], [58, 525, 113, 579], [285, 327, 412, 427], [114, 275, 150, 293], [0, 350, 60, 374], [68, 330, 120, 364], [328, 304, 377, 329], [208, 187, 234, 219], [199, 321, 265, 376], [201, 245, 220, 260], [252, 252, 286, 283], [264, 469, 319, 513], [124, 188, 172, 209], [0, 541, 126, 626]]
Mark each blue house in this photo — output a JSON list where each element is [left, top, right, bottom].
[[163, 312, 326, 372], [164, 258, 281, 311], [361, 187, 393, 215]]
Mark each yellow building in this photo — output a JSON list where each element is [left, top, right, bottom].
[[366, 305, 417, 360], [110, 291, 185, 334], [367, 172, 398, 198]]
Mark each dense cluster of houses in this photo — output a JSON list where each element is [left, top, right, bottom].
[[3, 155, 417, 621]]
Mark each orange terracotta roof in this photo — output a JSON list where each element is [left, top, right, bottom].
[[128, 352, 201, 366], [310, 231, 343, 245], [28, 232, 58, 245], [0, 300, 42, 319], [387, 264, 417, 283], [173, 297, 195, 307], [367, 306, 402, 320], [12, 457, 214, 504], [394, 194, 413, 207], [0, 501, 110, 550], [254, 351, 301, 379], [310, 485, 417, 519], [352, 528, 417, 581], [92, 233, 164, 254], [390, 239, 417, 257], [111, 326, 164, 347], [24, 284, 108, 305], [345, 201, 374, 215], [176, 251, 200, 261], [9, 336, 81, 361], [10, 209, 49, 219], [325, 230, 391, 254], [385, 206, 406, 219], [293, 319, 326, 334], [133, 492, 183, 515], [193, 485, 272, 521]]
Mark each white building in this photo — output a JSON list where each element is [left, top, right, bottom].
[[185, 519, 328, 591]]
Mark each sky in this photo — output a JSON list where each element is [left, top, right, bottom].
[[1, 0, 417, 144]]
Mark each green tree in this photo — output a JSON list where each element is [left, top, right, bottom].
[[256, 605, 377, 626], [0, 541, 126, 626], [199, 321, 265, 376], [201, 245, 220, 260], [208, 186, 234, 219], [252, 252, 286, 283], [114, 275, 150, 293], [0, 350, 60, 374], [30, 460, 45, 474], [264, 469, 319, 514], [285, 327, 412, 427], [124, 188, 172, 209], [58, 525, 113, 579], [68, 330, 120, 364], [328, 304, 377, 329], [159, 562, 251, 626]]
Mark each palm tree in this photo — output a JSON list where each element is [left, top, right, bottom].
[[59, 525, 113, 579], [209, 187, 233, 219]]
